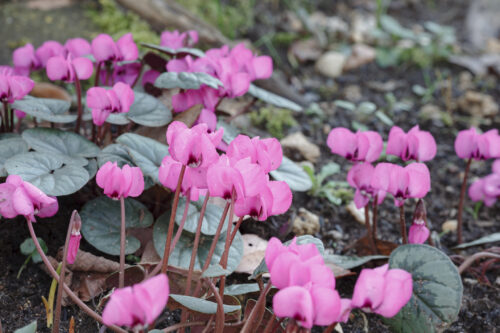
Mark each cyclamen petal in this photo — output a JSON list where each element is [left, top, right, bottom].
[[35, 41, 65, 67], [408, 224, 429, 244], [273, 286, 314, 329], [327, 128, 382, 163], [96, 162, 144, 199], [65, 38, 91, 57], [387, 125, 437, 162]]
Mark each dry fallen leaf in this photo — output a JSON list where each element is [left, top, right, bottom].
[[235, 234, 268, 274], [31, 82, 72, 101]]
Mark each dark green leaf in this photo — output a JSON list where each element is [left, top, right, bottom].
[[384, 244, 463, 333], [175, 197, 229, 236], [0, 136, 28, 177], [247, 84, 302, 112], [12, 96, 75, 123], [80, 196, 154, 256], [270, 156, 312, 192], [20, 237, 48, 263], [127, 91, 172, 127], [170, 294, 241, 314], [155, 72, 223, 90]]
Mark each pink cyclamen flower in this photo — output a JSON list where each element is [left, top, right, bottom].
[[158, 155, 207, 201], [91, 33, 138, 63], [0, 71, 34, 103], [347, 163, 386, 209], [227, 135, 283, 173], [351, 264, 413, 318], [13, 43, 40, 75], [469, 174, 500, 207], [96, 162, 144, 199], [64, 38, 92, 57], [166, 121, 223, 168], [0, 175, 58, 222], [67, 211, 82, 265], [455, 128, 500, 160], [86, 82, 135, 126], [408, 199, 429, 244], [46, 55, 93, 83], [228, 43, 273, 81], [102, 274, 169, 328], [327, 128, 383, 163], [372, 163, 431, 207], [160, 30, 199, 49], [35, 41, 65, 67], [386, 125, 437, 162]]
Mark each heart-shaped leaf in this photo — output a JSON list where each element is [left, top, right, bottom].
[[384, 244, 463, 333], [153, 212, 243, 273], [116, 133, 169, 183], [155, 72, 223, 90], [80, 196, 154, 256], [0, 136, 28, 176], [20, 237, 48, 263], [175, 197, 229, 236], [84, 159, 98, 179], [170, 294, 241, 314], [12, 96, 75, 123], [247, 84, 302, 112], [250, 235, 324, 279], [5, 152, 89, 196], [141, 42, 205, 58], [126, 91, 172, 127], [270, 156, 312, 192]]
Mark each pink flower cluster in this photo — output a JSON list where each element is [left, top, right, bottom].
[[86, 82, 135, 126], [0, 66, 34, 104], [0, 175, 58, 222], [102, 274, 169, 328], [469, 159, 500, 206], [160, 30, 198, 49], [159, 121, 292, 220], [266, 237, 413, 328], [455, 128, 500, 160], [164, 43, 273, 130]]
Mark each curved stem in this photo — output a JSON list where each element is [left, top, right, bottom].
[[400, 205, 408, 244], [205, 278, 224, 333], [161, 165, 187, 274], [365, 203, 377, 254], [94, 62, 102, 87], [193, 202, 230, 297], [241, 282, 272, 333], [229, 216, 244, 245], [26, 219, 127, 333], [119, 197, 126, 288], [218, 189, 236, 298], [372, 195, 378, 242], [457, 158, 472, 244], [170, 190, 191, 253], [53, 211, 77, 333], [458, 252, 500, 274], [73, 71, 83, 133]]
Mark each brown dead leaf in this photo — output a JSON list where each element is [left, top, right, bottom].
[[324, 261, 354, 279], [57, 249, 120, 273], [71, 271, 108, 303], [139, 240, 161, 266], [106, 266, 146, 289], [352, 236, 398, 256], [236, 234, 268, 274], [243, 299, 284, 333], [173, 104, 203, 127], [31, 82, 71, 101]]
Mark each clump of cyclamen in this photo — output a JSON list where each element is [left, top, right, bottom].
[[0, 66, 34, 103], [468, 159, 500, 206], [159, 121, 292, 221], [455, 128, 500, 160], [86, 82, 135, 126]]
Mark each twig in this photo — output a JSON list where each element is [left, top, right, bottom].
[[458, 252, 500, 274]]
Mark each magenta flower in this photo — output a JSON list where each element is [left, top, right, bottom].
[[160, 30, 198, 49], [67, 212, 82, 265], [327, 127, 383, 163], [0, 175, 58, 222], [141, 69, 161, 88], [86, 82, 135, 125], [372, 163, 431, 207], [0, 71, 34, 104], [96, 162, 144, 199], [347, 163, 386, 208], [408, 224, 430, 244], [228, 43, 273, 81], [166, 121, 223, 168], [227, 135, 283, 173], [386, 125, 437, 162], [64, 38, 91, 57], [35, 41, 65, 67], [158, 155, 207, 201], [46, 55, 93, 83], [13, 43, 40, 76], [455, 128, 500, 160], [351, 264, 412, 317], [91, 33, 138, 63], [469, 174, 500, 207], [99, 63, 141, 86], [102, 274, 169, 328]]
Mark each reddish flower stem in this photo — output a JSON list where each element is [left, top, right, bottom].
[[192, 201, 230, 297], [73, 68, 83, 133], [1, 101, 7, 132], [119, 197, 126, 288], [161, 164, 186, 274], [205, 278, 224, 333], [131, 61, 144, 89], [457, 158, 472, 244], [94, 62, 102, 87], [458, 252, 500, 274], [240, 282, 272, 333], [218, 189, 236, 298], [53, 211, 77, 333], [169, 190, 191, 252], [229, 216, 244, 245], [365, 203, 377, 254], [372, 195, 378, 241], [26, 219, 127, 333], [400, 205, 408, 244]]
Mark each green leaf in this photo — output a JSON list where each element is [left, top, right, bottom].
[[217, 120, 240, 145], [20, 237, 48, 263], [0, 136, 28, 177], [333, 100, 356, 111], [202, 264, 231, 278], [247, 84, 302, 112], [453, 232, 500, 249], [14, 320, 37, 333], [357, 101, 377, 114], [97, 144, 136, 167], [155, 72, 223, 90], [5, 152, 90, 196], [170, 294, 241, 314], [270, 156, 312, 192], [141, 42, 205, 58], [175, 197, 229, 236], [224, 283, 260, 296], [126, 91, 172, 127], [84, 158, 98, 179], [22, 128, 100, 163], [12, 96, 75, 123], [317, 162, 341, 184], [384, 244, 463, 333], [80, 196, 154, 256], [116, 133, 169, 183], [324, 254, 388, 270], [375, 110, 394, 126], [250, 235, 324, 279], [153, 212, 243, 273], [82, 110, 130, 125]]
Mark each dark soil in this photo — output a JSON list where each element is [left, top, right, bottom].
[[1, 0, 499, 332]]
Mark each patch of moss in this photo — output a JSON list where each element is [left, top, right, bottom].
[[249, 106, 297, 139], [86, 0, 159, 45]]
